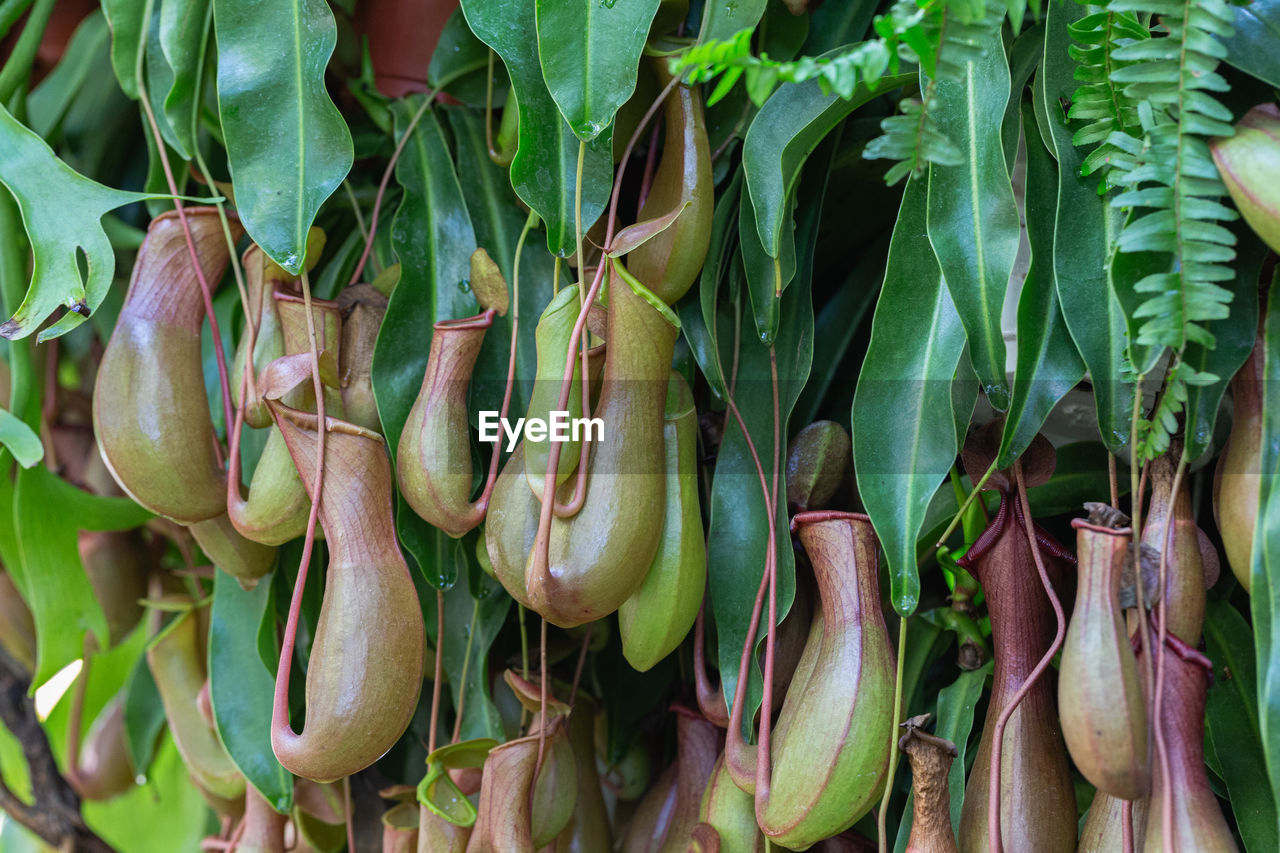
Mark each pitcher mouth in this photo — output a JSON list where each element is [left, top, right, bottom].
[[789, 510, 873, 533]]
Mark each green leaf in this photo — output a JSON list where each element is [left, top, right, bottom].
[[854, 173, 971, 616], [535, 0, 659, 140], [697, 0, 767, 46], [447, 105, 551, 420], [371, 103, 476, 589], [428, 7, 492, 93], [738, 178, 793, 345], [122, 653, 166, 776], [101, 0, 146, 100], [683, 170, 743, 403], [1024, 442, 1126, 517], [743, 69, 914, 258], [442, 548, 512, 742], [1037, 0, 1132, 452], [213, 0, 353, 273], [157, 0, 212, 158], [460, 0, 613, 256], [0, 408, 41, 469], [1251, 270, 1280, 846], [209, 569, 292, 812], [893, 664, 989, 853], [0, 105, 154, 342], [1224, 0, 1280, 88], [926, 28, 1018, 412], [1182, 227, 1266, 463], [996, 104, 1085, 468], [710, 136, 825, 734], [1204, 599, 1279, 853], [10, 465, 153, 689]]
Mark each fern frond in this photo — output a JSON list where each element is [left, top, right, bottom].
[[1099, 0, 1238, 459], [1066, 9, 1149, 187], [864, 4, 1002, 185]]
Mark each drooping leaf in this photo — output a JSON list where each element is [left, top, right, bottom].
[[1204, 599, 1279, 853], [0, 105, 154, 342], [1182, 227, 1266, 463], [683, 170, 743, 403], [213, 0, 353, 273], [742, 70, 913, 258], [738, 177, 794, 345], [1251, 271, 1280, 845], [371, 102, 477, 589], [1036, 0, 1132, 452], [854, 173, 971, 616], [996, 103, 1085, 468], [122, 653, 166, 777], [10, 465, 153, 689], [101, 0, 146, 100], [157, 0, 212, 158], [460, 0, 613, 256], [535, 0, 660, 140], [1224, 0, 1280, 89], [447, 105, 555, 420], [442, 549, 512, 742], [428, 6, 492, 93], [209, 569, 293, 812], [709, 135, 824, 733], [926, 24, 1018, 412]]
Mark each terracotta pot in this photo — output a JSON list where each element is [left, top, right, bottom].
[[355, 0, 459, 98]]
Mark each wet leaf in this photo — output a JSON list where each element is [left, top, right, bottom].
[[854, 173, 971, 616], [213, 0, 353, 273], [535, 0, 660, 140], [209, 569, 293, 812]]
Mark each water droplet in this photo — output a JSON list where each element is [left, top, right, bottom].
[[283, 251, 301, 272]]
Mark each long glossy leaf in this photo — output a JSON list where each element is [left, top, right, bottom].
[[1251, 270, 1280, 845], [1205, 600, 1279, 852], [854, 174, 970, 615], [442, 550, 512, 742], [710, 134, 827, 732], [460, 0, 612, 256], [926, 27, 1018, 412], [683, 170, 742, 402], [1037, 0, 1132, 451], [1182, 227, 1265, 463], [743, 71, 914, 258], [209, 569, 293, 812], [447, 105, 551, 419], [738, 177, 793, 345], [9, 466, 152, 689], [996, 104, 1084, 468], [697, 0, 766, 45], [893, 664, 989, 853], [0, 105, 154, 341], [157, 0, 211, 158], [371, 102, 476, 589], [1224, 0, 1280, 88], [101, 0, 145, 100], [535, 0, 659, 140], [213, 0, 353, 273], [122, 654, 166, 776]]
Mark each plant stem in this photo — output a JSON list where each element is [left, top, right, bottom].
[[877, 616, 909, 853], [936, 461, 997, 548]]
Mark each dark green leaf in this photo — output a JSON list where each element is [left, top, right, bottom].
[[1205, 599, 1279, 852], [738, 178, 793, 345], [213, 0, 353, 273], [854, 173, 971, 616], [460, 0, 613, 256], [1036, 0, 1133, 452], [1182, 227, 1266, 463], [122, 654, 166, 776], [372, 103, 476, 589], [1224, 0, 1280, 89], [683, 170, 743, 402], [26, 10, 110, 139], [535, 0, 659, 140], [101, 0, 146, 100], [157, 0, 212, 158], [926, 27, 1018, 412], [996, 104, 1085, 468], [209, 569, 292, 812], [697, 0, 767, 46], [442, 546, 512, 742]]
